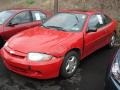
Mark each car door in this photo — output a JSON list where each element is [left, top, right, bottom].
[[84, 14, 108, 57], [2, 11, 33, 40], [31, 10, 47, 26], [102, 14, 114, 44]]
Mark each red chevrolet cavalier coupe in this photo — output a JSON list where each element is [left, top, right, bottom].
[[0, 9, 47, 48], [1, 10, 117, 79]]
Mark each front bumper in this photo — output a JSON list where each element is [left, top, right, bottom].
[[1, 47, 63, 79], [105, 74, 120, 90]]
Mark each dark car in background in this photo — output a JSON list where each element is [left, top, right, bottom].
[[105, 48, 120, 90], [0, 9, 47, 48]]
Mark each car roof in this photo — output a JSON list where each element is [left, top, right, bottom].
[[60, 9, 103, 15], [4, 8, 51, 17], [6, 8, 45, 13]]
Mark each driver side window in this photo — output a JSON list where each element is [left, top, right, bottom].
[[10, 11, 31, 25]]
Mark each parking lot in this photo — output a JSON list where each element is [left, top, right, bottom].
[[0, 47, 118, 90]]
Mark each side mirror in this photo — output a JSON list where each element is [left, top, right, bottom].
[[87, 27, 97, 32], [8, 22, 18, 27]]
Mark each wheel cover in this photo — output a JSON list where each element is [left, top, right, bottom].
[[65, 56, 77, 74], [110, 35, 115, 47]]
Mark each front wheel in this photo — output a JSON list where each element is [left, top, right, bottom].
[[60, 51, 79, 78]]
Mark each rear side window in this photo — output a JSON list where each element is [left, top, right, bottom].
[[31, 11, 46, 21], [11, 11, 31, 24], [88, 15, 104, 29], [102, 15, 112, 25]]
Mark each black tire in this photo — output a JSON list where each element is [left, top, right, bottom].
[[108, 33, 116, 48], [0, 38, 5, 48], [60, 51, 79, 78]]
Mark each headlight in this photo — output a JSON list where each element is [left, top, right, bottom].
[[4, 42, 8, 47], [27, 53, 53, 62], [111, 56, 120, 81]]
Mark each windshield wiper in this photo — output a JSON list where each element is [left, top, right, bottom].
[[44, 25, 66, 31], [46, 26, 63, 29], [41, 25, 49, 29]]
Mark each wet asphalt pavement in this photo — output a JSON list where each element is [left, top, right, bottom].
[[0, 47, 119, 90]]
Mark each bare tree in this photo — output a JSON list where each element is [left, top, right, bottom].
[[54, 0, 58, 14], [82, 0, 87, 10]]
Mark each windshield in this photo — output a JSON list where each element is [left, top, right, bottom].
[[43, 13, 87, 32], [0, 11, 14, 24]]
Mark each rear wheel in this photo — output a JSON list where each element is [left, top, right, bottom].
[[60, 51, 79, 78], [108, 33, 116, 48]]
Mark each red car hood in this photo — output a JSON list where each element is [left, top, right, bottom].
[[7, 26, 75, 55]]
